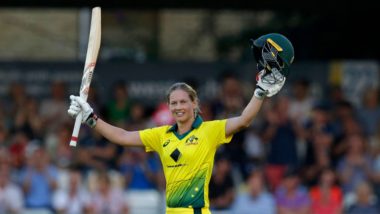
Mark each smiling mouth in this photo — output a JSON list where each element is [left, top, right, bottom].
[[175, 112, 185, 117]]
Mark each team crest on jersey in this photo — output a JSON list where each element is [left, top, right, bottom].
[[185, 135, 199, 145], [163, 139, 171, 147]]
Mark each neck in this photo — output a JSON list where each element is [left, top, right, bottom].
[[250, 190, 261, 198], [177, 117, 195, 134]]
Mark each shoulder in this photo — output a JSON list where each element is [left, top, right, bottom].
[[201, 119, 227, 128], [233, 193, 251, 204], [4, 183, 23, 198], [141, 125, 171, 134]]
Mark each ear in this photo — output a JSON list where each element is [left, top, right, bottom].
[[192, 99, 198, 109]]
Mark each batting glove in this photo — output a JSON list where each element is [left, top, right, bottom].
[[68, 95, 93, 123], [254, 69, 286, 99]]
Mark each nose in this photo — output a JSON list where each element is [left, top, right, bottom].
[[173, 103, 183, 110]]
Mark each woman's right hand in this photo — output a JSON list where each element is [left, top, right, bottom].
[[67, 95, 93, 123]]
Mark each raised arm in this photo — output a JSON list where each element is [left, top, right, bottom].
[[68, 95, 143, 147], [226, 33, 294, 137], [225, 69, 284, 137]]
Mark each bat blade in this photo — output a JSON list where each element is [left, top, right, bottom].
[[70, 7, 101, 147]]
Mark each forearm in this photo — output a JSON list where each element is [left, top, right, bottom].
[[226, 96, 263, 136], [68, 95, 143, 147], [93, 118, 142, 147], [240, 96, 264, 126]]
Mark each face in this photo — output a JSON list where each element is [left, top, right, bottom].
[[69, 171, 81, 189], [248, 172, 264, 197], [320, 170, 335, 186], [356, 183, 371, 204], [284, 176, 299, 191], [169, 89, 196, 124], [98, 175, 110, 193]]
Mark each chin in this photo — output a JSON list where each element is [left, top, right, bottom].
[[175, 117, 186, 123], [176, 116, 189, 123]]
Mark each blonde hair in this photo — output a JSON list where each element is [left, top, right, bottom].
[[166, 82, 201, 116]]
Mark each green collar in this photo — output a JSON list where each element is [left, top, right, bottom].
[[167, 115, 203, 140]]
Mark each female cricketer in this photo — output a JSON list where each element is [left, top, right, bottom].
[[68, 33, 294, 214]]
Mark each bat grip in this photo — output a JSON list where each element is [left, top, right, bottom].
[[70, 112, 83, 147]]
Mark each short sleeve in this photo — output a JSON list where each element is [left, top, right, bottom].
[[52, 190, 68, 210], [139, 126, 168, 152], [218, 119, 233, 145], [6, 185, 24, 211], [207, 119, 233, 146]]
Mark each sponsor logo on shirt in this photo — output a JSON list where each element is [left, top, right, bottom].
[[185, 135, 199, 146], [163, 139, 170, 147]]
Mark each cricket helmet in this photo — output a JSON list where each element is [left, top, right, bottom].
[[250, 33, 294, 78]]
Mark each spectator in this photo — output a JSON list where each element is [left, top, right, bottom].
[[243, 126, 265, 165], [330, 100, 358, 164], [309, 168, 343, 214], [0, 124, 9, 147], [330, 100, 355, 141], [52, 167, 91, 214], [212, 72, 249, 178], [40, 81, 71, 136], [346, 182, 379, 214], [302, 103, 335, 186], [4, 82, 29, 125], [87, 170, 129, 214], [303, 132, 334, 186], [288, 79, 314, 126], [105, 81, 132, 127], [336, 134, 373, 193], [371, 124, 380, 198], [357, 88, 380, 138], [303, 102, 335, 159], [326, 85, 346, 108], [119, 147, 161, 190], [199, 101, 214, 121], [209, 155, 235, 211], [8, 131, 30, 172], [126, 102, 149, 131], [212, 71, 246, 119], [46, 123, 75, 168], [20, 145, 58, 210], [76, 131, 119, 173], [231, 169, 275, 214], [150, 102, 175, 126], [12, 96, 42, 140], [275, 167, 311, 214], [261, 96, 300, 190], [0, 157, 24, 214], [333, 117, 364, 166]]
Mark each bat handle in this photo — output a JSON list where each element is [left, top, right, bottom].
[[70, 113, 83, 147]]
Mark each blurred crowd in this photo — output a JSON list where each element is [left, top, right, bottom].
[[1, 71, 380, 214]]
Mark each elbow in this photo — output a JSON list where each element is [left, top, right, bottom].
[[239, 113, 254, 129], [242, 122, 251, 129], [240, 119, 252, 129]]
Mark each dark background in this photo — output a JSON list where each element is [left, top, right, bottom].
[[1, 0, 378, 60]]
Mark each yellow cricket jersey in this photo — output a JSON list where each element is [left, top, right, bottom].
[[139, 116, 233, 214]]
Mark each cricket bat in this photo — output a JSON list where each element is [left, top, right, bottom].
[[70, 7, 101, 147]]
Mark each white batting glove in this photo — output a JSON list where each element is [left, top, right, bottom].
[[68, 95, 93, 123], [254, 69, 286, 99]]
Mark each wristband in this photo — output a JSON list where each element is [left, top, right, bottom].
[[85, 112, 98, 128], [254, 87, 267, 100]]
